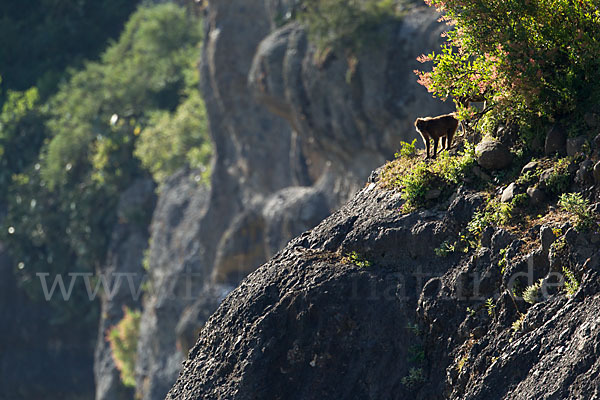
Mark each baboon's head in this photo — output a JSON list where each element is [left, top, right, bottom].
[[415, 118, 425, 130]]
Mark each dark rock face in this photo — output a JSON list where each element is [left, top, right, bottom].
[[134, 2, 450, 399], [567, 136, 588, 157], [166, 180, 484, 400], [167, 171, 600, 400]]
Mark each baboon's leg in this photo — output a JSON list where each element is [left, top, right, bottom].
[[447, 127, 455, 149], [432, 137, 439, 159], [421, 133, 431, 159], [441, 136, 447, 150]]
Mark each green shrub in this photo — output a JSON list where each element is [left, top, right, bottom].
[[558, 192, 596, 231], [522, 279, 544, 305], [417, 0, 600, 140], [498, 246, 509, 274], [562, 266, 580, 298], [42, 3, 205, 189], [107, 307, 142, 387], [545, 157, 572, 195], [0, 87, 47, 193], [467, 198, 513, 239], [399, 145, 477, 212], [134, 90, 211, 185], [401, 367, 425, 389], [395, 139, 418, 159], [515, 168, 541, 187], [342, 251, 372, 268]]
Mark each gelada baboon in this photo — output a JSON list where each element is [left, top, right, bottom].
[[414, 113, 459, 159]]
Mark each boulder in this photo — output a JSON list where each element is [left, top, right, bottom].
[[501, 182, 518, 203], [540, 224, 555, 252], [166, 181, 458, 400], [566, 136, 588, 157], [594, 161, 600, 184], [576, 159, 594, 185], [521, 161, 539, 175], [527, 186, 546, 205], [584, 112, 599, 128], [545, 125, 566, 155], [476, 140, 513, 170]]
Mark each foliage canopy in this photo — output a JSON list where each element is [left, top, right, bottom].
[[416, 0, 600, 139]]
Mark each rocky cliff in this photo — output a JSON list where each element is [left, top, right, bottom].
[[118, 2, 449, 400], [167, 157, 600, 399]]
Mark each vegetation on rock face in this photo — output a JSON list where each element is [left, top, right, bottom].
[[107, 307, 142, 387], [381, 144, 477, 212], [342, 250, 373, 268], [0, 3, 210, 325], [558, 192, 597, 232]]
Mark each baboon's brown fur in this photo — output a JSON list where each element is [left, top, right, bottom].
[[414, 113, 459, 159]]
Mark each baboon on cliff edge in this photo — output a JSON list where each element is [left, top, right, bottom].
[[414, 113, 459, 159]]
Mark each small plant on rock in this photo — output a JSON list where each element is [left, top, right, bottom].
[[485, 297, 496, 317], [511, 313, 526, 334], [401, 367, 425, 389], [343, 251, 372, 268], [522, 279, 544, 305], [558, 192, 596, 231], [395, 139, 418, 159], [562, 266, 580, 298], [545, 157, 572, 195]]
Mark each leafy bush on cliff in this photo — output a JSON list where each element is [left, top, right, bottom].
[[0, 86, 47, 190], [107, 307, 142, 387], [416, 0, 600, 140], [43, 2, 205, 189], [134, 86, 212, 184]]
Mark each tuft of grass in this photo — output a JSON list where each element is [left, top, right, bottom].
[[511, 313, 526, 334], [558, 192, 597, 231], [562, 266, 580, 298], [522, 279, 544, 305], [395, 139, 418, 158], [342, 251, 372, 268]]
